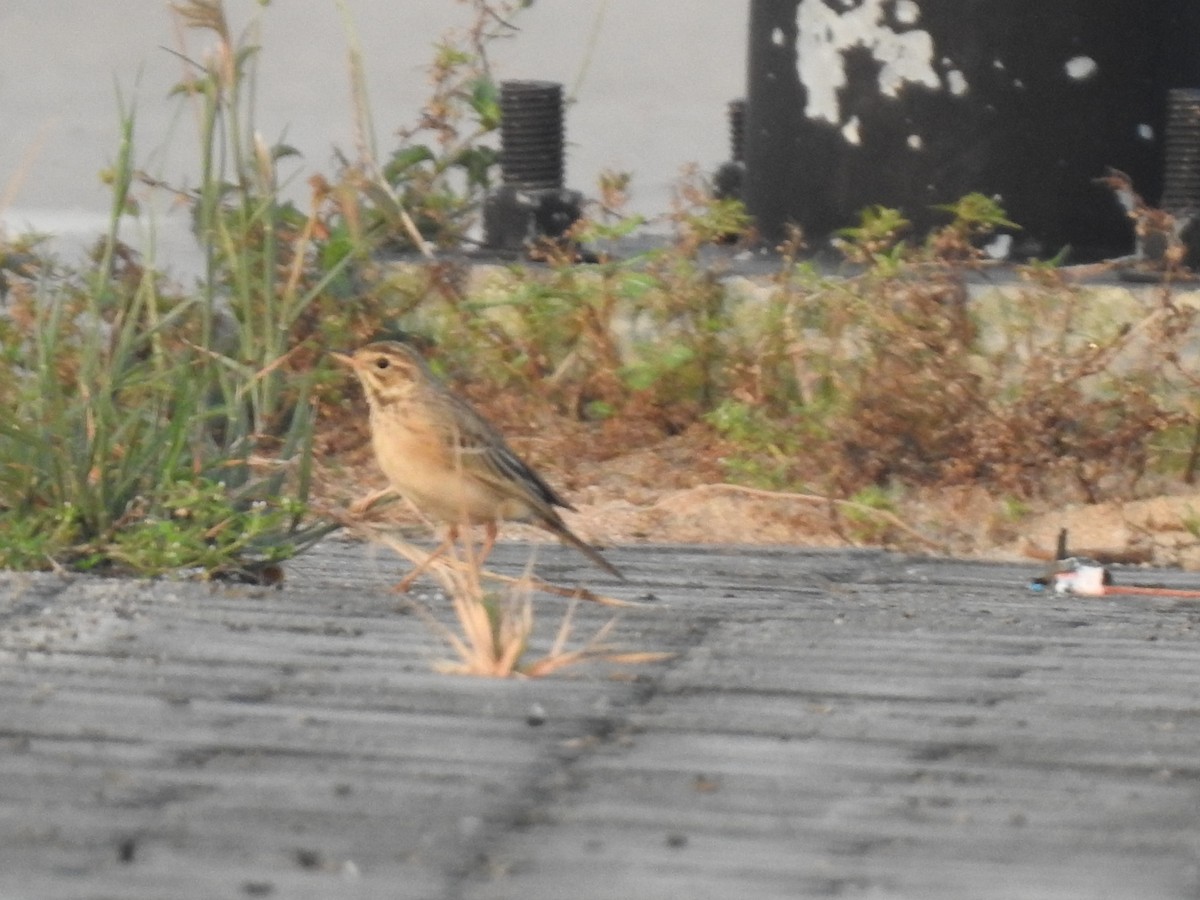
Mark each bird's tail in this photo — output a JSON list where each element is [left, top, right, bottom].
[[545, 517, 625, 581]]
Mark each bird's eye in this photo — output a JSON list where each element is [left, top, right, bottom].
[[374, 357, 390, 370]]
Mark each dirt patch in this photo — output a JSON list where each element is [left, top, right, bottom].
[[314, 414, 1200, 570], [1011, 495, 1200, 569]]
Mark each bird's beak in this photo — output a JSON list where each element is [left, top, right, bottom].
[[329, 351, 357, 370]]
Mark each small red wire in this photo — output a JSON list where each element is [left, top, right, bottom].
[[1102, 585, 1200, 598]]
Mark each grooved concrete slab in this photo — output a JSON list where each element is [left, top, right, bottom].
[[3, 538, 1200, 899]]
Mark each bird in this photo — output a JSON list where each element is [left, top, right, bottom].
[[332, 340, 623, 590]]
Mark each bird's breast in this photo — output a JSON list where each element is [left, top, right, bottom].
[[370, 406, 529, 525]]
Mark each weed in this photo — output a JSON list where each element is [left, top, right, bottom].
[[329, 0, 523, 253], [709, 197, 1198, 508], [375, 168, 758, 449], [168, 1, 361, 434], [1184, 508, 1200, 540], [834, 204, 911, 267], [705, 399, 807, 490], [356, 526, 667, 678], [0, 3, 339, 577], [837, 485, 901, 545]]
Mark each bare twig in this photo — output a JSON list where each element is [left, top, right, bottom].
[[655, 483, 949, 552]]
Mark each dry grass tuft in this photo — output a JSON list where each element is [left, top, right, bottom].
[[340, 516, 669, 677]]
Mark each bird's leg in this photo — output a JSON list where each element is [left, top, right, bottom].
[[477, 521, 499, 567], [394, 525, 458, 593], [456, 521, 497, 571], [348, 486, 394, 517]]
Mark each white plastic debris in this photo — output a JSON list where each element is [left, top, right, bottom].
[[1053, 560, 1109, 596]]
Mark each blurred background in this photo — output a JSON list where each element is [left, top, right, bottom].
[[0, 1, 747, 275]]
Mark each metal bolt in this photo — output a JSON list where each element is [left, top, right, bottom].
[[1161, 88, 1200, 215], [498, 80, 565, 189]]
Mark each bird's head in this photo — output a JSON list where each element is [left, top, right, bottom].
[[331, 341, 430, 407]]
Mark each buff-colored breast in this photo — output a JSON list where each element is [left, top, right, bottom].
[[370, 405, 531, 525]]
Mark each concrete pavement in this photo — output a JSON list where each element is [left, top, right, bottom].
[[2, 537, 1200, 899]]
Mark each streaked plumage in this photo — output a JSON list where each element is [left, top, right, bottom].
[[333, 340, 622, 586]]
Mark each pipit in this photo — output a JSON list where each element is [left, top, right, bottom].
[[332, 340, 623, 589]]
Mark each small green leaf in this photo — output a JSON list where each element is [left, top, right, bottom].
[[384, 145, 435, 182], [470, 77, 501, 130], [455, 146, 498, 189]]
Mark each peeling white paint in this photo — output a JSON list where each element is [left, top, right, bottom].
[[984, 234, 1012, 260], [1064, 55, 1098, 81], [946, 69, 968, 96], [1137, 123, 1154, 141], [894, 1, 920, 26], [772, 26, 786, 47], [795, 0, 940, 126], [842, 115, 862, 145]]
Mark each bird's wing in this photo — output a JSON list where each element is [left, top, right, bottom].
[[423, 383, 624, 581], [429, 389, 575, 514]]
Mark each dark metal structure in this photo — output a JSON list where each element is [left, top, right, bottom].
[[482, 80, 583, 253], [743, 0, 1200, 259]]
